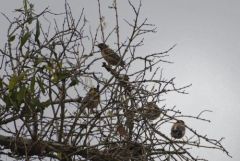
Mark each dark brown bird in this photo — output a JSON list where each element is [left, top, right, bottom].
[[81, 86, 100, 112], [118, 74, 129, 87], [142, 102, 161, 120], [116, 123, 128, 139], [97, 43, 125, 67], [171, 120, 186, 139]]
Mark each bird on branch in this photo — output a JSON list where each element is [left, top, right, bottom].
[[97, 43, 125, 67], [171, 120, 186, 139], [81, 85, 100, 113], [141, 102, 162, 120]]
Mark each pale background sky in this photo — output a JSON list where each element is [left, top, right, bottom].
[[0, 1, 239, 161]]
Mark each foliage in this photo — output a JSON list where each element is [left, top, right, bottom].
[[0, 0, 230, 161]]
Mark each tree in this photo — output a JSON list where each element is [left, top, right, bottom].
[[0, 0, 231, 161]]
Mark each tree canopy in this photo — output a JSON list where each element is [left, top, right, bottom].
[[0, 0, 230, 161]]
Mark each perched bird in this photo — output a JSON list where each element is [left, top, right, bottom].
[[171, 120, 186, 139], [116, 123, 128, 139], [124, 109, 135, 138], [127, 142, 146, 161], [97, 43, 125, 67], [118, 74, 129, 86], [118, 74, 132, 94], [142, 102, 161, 120], [81, 86, 100, 112]]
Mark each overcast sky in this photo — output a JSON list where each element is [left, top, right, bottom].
[[0, 1, 239, 161]]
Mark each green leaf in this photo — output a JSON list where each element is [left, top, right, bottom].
[[58, 71, 70, 81], [40, 100, 51, 108], [32, 97, 40, 108], [0, 78, 3, 89], [27, 16, 33, 24], [30, 76, 35, 93], [8, 72, 27, 91], [24, 0, 28, 13], [37, 100, 50, 112], [69, 77, 79, 87], [9, 92, 19, 110], [34, 57, 44, 67], [51, 74, 58, 83], [35, 19, 40, 45], [8, 35, 16, 42], [17, 86, 27, 103], [3, 95, 11, 108], [8, 75, 18, 91], [37, 77, 45, 94], [20, 32, 31, 49], [15, 9, 24, 12]]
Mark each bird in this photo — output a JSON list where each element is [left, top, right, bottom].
[[171, 120, 186, 139], [141, 102, 161, 120], [118, 74, 132, 94], [116, 123, 128, 139], [97, 43, 125, 67], [128, 142, 146, 160], [81, 86, 100, 112]]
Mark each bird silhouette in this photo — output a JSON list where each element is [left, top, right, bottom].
[[142, 102, 161, 120], [81, 86, 100, 113], [171, 120, 186, 139], [97, 43, 125, 67]]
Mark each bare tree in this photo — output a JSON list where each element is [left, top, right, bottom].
[[0, 0, 231, 161]]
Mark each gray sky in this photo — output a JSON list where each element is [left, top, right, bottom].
[[0, 1, 239, 161]]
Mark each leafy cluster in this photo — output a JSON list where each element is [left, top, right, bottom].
[[0, 0, 230, 161]]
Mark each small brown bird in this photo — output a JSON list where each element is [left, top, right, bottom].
[[97, 43, 125, 67], [116, 123, 128, 139], [171, 120, 186, 139], [128, 142, 145, 160], [142, 102, 161, 120], [81, 86, 100, 112], [118, 74, 129, 87]]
